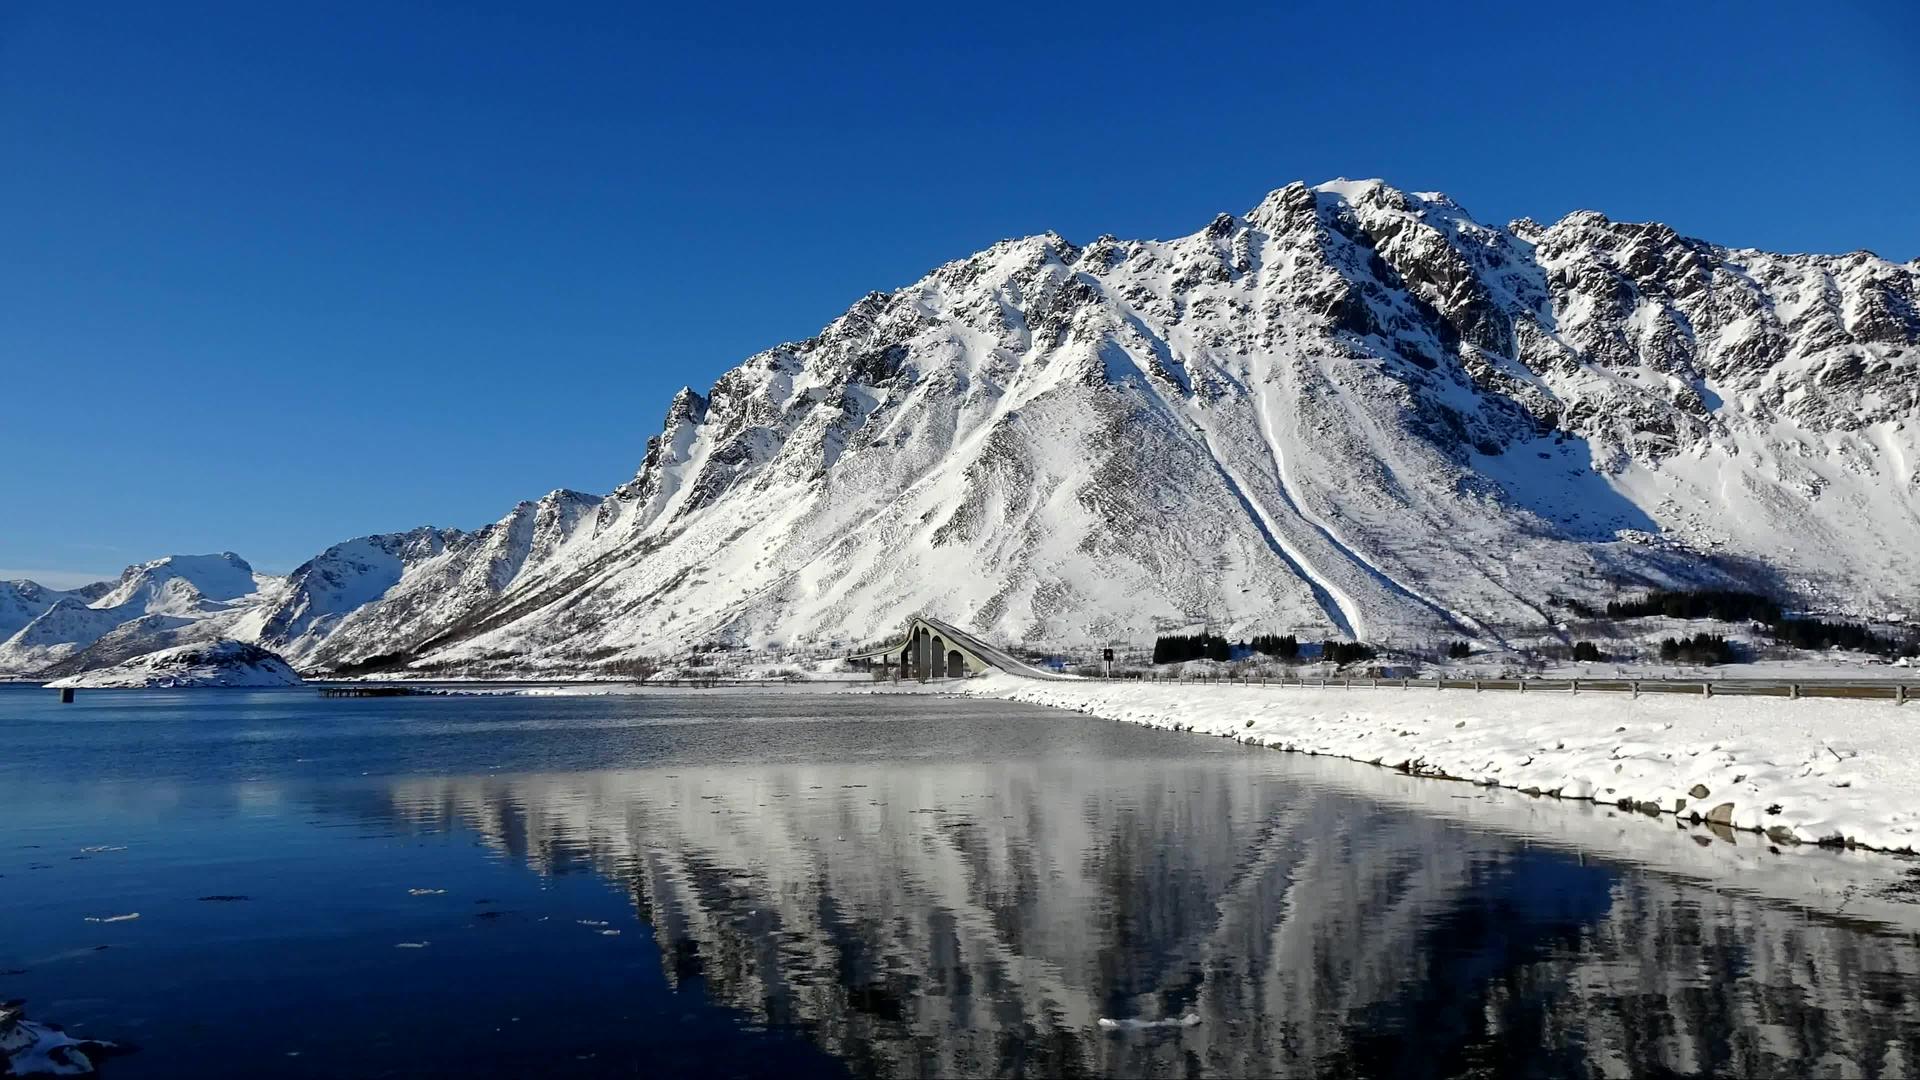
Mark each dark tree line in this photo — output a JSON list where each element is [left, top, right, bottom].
[[1152, 633, 1232, 664], [1248, 633, 1299, 659], [1151, 633, 1377, 666], [1771, 617, 1920, 658], [1320, 641, 1378, 665], [1659, 633, 1736, 665], [327, 651, 413, 678], [1607, 588, 1918, 659], [1607, 589, 1781, 623]]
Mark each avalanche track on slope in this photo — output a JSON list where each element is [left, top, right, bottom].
[[8, 177, 1918, 676]]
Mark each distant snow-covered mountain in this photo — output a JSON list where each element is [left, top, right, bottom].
[[1, 553, 280, 675], [1, 580, 90, 642], [7, 178, 1916, 678]]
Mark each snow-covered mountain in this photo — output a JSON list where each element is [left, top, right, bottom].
[[252, 527, 465, 660], [8, 178, 1917, 676], [0, 579, 99, 642], [0, 553, 281, 675]]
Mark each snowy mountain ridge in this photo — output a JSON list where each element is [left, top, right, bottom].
[[0, 553, 282, 675], [6, 178, 1916, 677]]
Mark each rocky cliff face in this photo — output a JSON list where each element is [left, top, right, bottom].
[[7, 178, 1917, 675], [317, 178, 1911, 670], [253, 527, 465, 660]]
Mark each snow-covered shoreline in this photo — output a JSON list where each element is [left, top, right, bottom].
[[959, 675, 1920, 854]]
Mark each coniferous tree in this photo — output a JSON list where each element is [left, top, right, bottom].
[[1320, 641, 1378, 666], [1249, 633, 1299, 659], [1152, 633, 1234, 664], [1607, 589, 1780, 623], [1604, 588, 1918, 659], [1658, 633, 1734, 665]]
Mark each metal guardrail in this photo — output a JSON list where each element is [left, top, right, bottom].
[[312, 677, 876, 694], [1116, 671, 1915, 704], [305, 671, 1912, 703]]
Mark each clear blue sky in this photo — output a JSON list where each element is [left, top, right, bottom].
[[4, 1, 1917, 586]]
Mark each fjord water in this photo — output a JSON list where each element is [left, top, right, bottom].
[[3, 687, 1917, 1079]]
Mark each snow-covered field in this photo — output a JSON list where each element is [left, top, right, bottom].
[[959, 674, 1920, 854]]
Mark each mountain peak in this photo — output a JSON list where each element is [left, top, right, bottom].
[[10, 178, 1919, 679], [1310, 176, 1393, 202]]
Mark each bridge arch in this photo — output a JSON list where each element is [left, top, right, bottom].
[[845, 614, 1060, 681]]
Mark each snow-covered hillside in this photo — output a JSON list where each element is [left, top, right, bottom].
[[8, 178, 1918, 676], [0, 579, 107, 641], [252, 526, 464, 659], [46, 640, 303, 689]]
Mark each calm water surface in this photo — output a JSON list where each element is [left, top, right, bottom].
[[3, 685, 1918, 1078]]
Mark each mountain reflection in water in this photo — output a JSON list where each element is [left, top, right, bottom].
[[371, 753, 1920, 1079]]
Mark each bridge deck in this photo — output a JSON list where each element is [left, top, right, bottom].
[[916, 617, 1064, 680], [846, 615, 1066, 680]]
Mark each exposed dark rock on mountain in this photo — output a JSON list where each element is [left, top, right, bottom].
[[6, 179, 1916, 675]]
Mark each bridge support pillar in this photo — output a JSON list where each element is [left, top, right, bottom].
[[915, 628, 931, 683]]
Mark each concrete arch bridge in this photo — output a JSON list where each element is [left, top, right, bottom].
[[845, 615, 1059, 681]]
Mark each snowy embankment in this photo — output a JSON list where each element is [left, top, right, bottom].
[[2, 999, 118, 1076], [960, 675, 1920, 853], [45, 640, 302, 689]]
